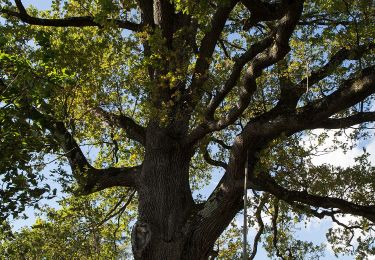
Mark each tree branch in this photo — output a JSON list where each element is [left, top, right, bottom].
[[249, 195, 267, 260], [271, 199, 286, 260], [186, 0, 304, 145], [275, 43, 375, 111], [137, 0, 154, 27], [187, 0, 238, 108], [241, 0, 289, 30], [96, 189, 136, 227], [296, 65, 375, 124], [210, 137, 231, 150], [299, 44, 375, 92], [298, 18, 352, 26], [87, 166, 141, 194], [221, 66, 375, 184], [185, 60, 375, 254], [26, 106, 92, 175], [248, 175, 375, 223], [288, 202, 341, 219], [153, 0, 177, 47], [24, 106, 141, 194], [1, 0, 141, 31], [92, 107, 146, 146], [298, 12, 360, 26], [203, 149, 227, 169], [313, 112, 375, 129], [237, 65, 375, 144], [204, 34, 274, 120]]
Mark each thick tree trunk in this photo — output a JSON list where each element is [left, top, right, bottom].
[[132, 125, 196, 259]]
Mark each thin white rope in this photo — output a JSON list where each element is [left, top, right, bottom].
[[243, 151, 249, 260], [306, 60, 310, 93]]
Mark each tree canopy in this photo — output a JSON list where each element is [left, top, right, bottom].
[[1, 0, 375, 259]]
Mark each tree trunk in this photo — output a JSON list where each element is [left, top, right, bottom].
[[132, 125, 196, 259]]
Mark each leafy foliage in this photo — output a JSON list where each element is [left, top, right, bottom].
[[0, 188, 136, 259], [0, 0, 375, 259]]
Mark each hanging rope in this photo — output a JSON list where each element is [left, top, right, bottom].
[[305, 59, 309, 94], [243, 150, 249, 260]]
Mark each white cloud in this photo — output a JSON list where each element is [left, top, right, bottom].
[[304, 129, 375, 168]]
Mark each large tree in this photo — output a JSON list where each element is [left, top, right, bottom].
[[1, 0, 375, 259]]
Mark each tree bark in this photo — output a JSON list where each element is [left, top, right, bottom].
[[132, 124, 195, 259]]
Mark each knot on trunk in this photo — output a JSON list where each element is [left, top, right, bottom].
[[131, 221, 152, 259]]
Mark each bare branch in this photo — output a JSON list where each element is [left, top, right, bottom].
[[1, 0, 141, 31], [271, 199, 286, 260], [218, 39, 231, 59], [95, 189, 136, 228]]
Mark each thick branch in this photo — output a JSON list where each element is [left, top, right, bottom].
[[249, 175, 375, 223], [86, 166, 141, 194], [25, 106, 141, 193], [298, 12, 361, 26], [137, 0, 154, 27], [313, 112, 375, 129], [296, 65, 375, 123], [227, 67, 375, 183], [238, 65, 375, 143], [298, 18, 352, 26], [93, 107, 146, 145], [153, 0, 176, 47], [27, 106, 92, 175], [288, 202, 341, 219], [1, 0, 141, 31]]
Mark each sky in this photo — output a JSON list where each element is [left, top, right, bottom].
[[3, 1, 375, 259]]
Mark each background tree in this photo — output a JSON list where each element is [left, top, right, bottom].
[[0, 189, 136, 259], [1, 0, 375, 259]]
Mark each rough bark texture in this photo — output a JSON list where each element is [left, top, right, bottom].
[[132, 124, 194, 259]]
